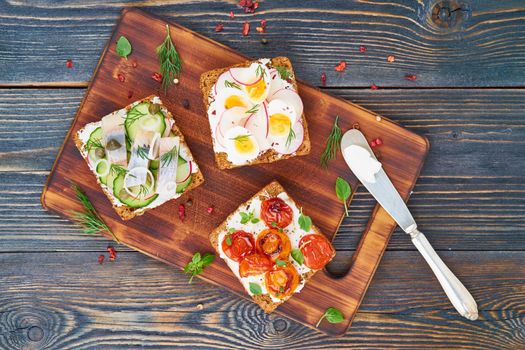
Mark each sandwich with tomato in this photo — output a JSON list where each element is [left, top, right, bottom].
[[209, 181, 336, 312]]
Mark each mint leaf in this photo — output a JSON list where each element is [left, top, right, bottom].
[[249, 282, 263, 295], [291, 248, 304, 265], [184, 252, 215, 283], [225, 235, 232, 246], [275, 259, 287, 267], [116, 36, 132, 59]]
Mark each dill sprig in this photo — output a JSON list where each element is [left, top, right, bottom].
[[285, 124, 296, 147], [124, 108, 147, 128], [160, 144, 178, 167], [255, 64, 266, 78], [230, 134, 251, 142], [275, 66, 291, 80], [320, 116, 343, 168], [69, 183, 120, 243], [85, 138, 104, 152], [132, 184, 151, 200], [110, 164, 128, 177], [156, 24, 182, 92], [224, 80, 241, 89], [136, 144, 150, 160], [245, 104, 259, 114]]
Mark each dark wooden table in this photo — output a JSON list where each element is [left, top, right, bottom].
[[1, 1, 524, 349]]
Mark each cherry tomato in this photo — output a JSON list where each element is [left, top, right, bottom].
[[261, 197, 293, 228], [265, 263, 300, 299], [239, 254, 273, 277], [222, 230, 255, 262], [256, 228, 291, 261], [299, 234, 335, 270]]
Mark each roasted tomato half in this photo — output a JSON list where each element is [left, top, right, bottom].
[[256, 228, 291, 261], [265, 263, 300, 299], [299, 234, 335, 270], [239, 253, 273, 277], [222, 230, 256, 262], [261, 197, 293, 228]]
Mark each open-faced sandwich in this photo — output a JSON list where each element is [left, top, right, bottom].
[[200, 57, 310, 169], [210, 181, 335, 312], [74, 95, 204, 220]]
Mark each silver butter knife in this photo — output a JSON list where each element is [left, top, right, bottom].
[[341, 129, 478, 321]]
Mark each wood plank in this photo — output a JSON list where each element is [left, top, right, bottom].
[[0, 251, 522, 349], [40, 8, 428, 335], [1, 1, 525, 87]]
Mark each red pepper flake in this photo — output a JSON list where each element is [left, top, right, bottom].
[[242, 21, 250, 36], [152, 72, 163, 82], [371, 83, 378, 90], [127, 90, 133, 99], [207, 206, 214, 214], [370, 138, 383, 148], [178, 204, 186, 222], [370, 140, 377, 148], [107, 246, 117, 262], [215, 22, 224, 32], [321, 72, 327, 86], [117, 73, 125, 82], [66, 59, 74, 68], [229, 11, 235, 19], [359, 45, 367, 53], [335, 61, 347, 72], [131, 60, 138, 68], [405, 74, 417, 81], [375, 137, 383, 146], [239, 0, 259, 13], [261, 19, 267, 29], [387, 55, 395, 63], [98, 254, 105, 264], [256, 26, 264, 33]]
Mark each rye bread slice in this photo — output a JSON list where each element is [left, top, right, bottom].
[[200, 57, 311, 170], [73, 95, 204, 220], [209, 180, 334, 313]]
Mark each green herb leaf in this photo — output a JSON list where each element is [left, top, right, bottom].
[[285, 123, 296, 148], [271, 221, 277, 227], [335, 177, 351, 217], [320, 116, 342, 168], [291, 248, 304, 265], [298, 208, 312, 232], [116, 36, 132, 60], [249, 282, 263, 295], [184, 252, 215, 283], [160, 144, 178, 167], [228, 227, 236, 233], [240, 210, 258, 224], [156, 24, 182, 92], [275, 66, 291, 80], [136, 144, 150, 160], [251, 217, 260, 224], [225, 235, 232, 246], [230, 134, 251, 142], [316, 307, 345, 328], [245, 104, 259, 114], [224, 80, 241, 89], [255, 64, 266, 78], [275, 259, 287, 267]]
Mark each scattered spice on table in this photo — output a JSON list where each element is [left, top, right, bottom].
[[371, 83, 378, 90], [239, 0, 259, 13], [131, 60, 138, 68], [261, 38, 268, 45], [359, 45, 367, 53], [117, 73, 125, 82], [178, 203, 186, 222], [98, 254, 105, 264], [182, 98, 190, 109], [107, 246, 117, 261], [405, 74, 417, 81], [335, 61, 346, 72], [152, 72, 162, 83], [321, 72, 327, 86], [127, 90, 133, 99], [66, 59, 74, 68], [207, 206, 214, 214], [242, 21, 250, 36], [215, 22, 224, 32], [353, 122, 360, 130], [387, 55, 395, 63], [229, 11, 235, 19], [376, 115, 382, 122]]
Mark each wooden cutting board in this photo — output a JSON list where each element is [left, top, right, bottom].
[[41, 8, 429, 336]]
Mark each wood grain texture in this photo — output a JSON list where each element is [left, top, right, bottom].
[[1, 1, 525, 87], [0, 251, 523, 349], [40, 9, 428, 335]]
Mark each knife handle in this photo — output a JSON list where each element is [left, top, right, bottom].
[[410, 229, 478, 320]]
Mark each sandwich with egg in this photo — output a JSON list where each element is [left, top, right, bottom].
[[200, 57, 310, 169]]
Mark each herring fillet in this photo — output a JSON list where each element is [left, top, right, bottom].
[[127, 129, 159, 187], [156, 137, 180, 193], [101, 112, 128, 166]]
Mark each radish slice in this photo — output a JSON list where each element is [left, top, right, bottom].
[[244, 103, 270, 151], [229, 67, 263, 86], [217, 107, 249, 141], [271, 121, 304, 155], [269, 88, 303, 117], [214, 71, 234, 95], [176, 161, 192, 184]]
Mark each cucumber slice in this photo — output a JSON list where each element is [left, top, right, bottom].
[[150, 159, 160, 170], [175, 157, 193, 193], [125, 102, 166, 142], [176, 175, 192, 193], [87, 127, 105, 162], [100, 167, 118, 188], [113, 173, 158, 208]]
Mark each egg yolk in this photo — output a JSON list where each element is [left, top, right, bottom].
[[245, 78, 267, 102], [234, 137, 256, 155], [269, 113, 291, 137], [224, 95, 247, 109]]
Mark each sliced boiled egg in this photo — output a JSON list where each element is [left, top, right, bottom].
[[214, 87, 252, 116], [267, 99, 297, 139], [230, 63, 271, 104], [224, 126, 260, 164]]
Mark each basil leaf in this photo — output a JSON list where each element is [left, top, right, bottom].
[[335, 177, 352, 216], [239, 212, 249, 224], [271, 221, 277, 227], [291, 248, 304, 265], [200, 253, 215, 267], [116, 36, 132, 59], [192, 252, 201, 264], [251, 217, 260, 224], [298, 209, 312, 232], [225, 235, 232, 246], [316, 307, 345, 327], [249, 282, 263, 295], [275, 259, 287, 267], [228, 227, 236, 233]]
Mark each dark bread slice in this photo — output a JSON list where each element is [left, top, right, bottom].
[[200, 57, 311, 170], [73, 95, 204, 221], [209, 180, 334, 313]]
